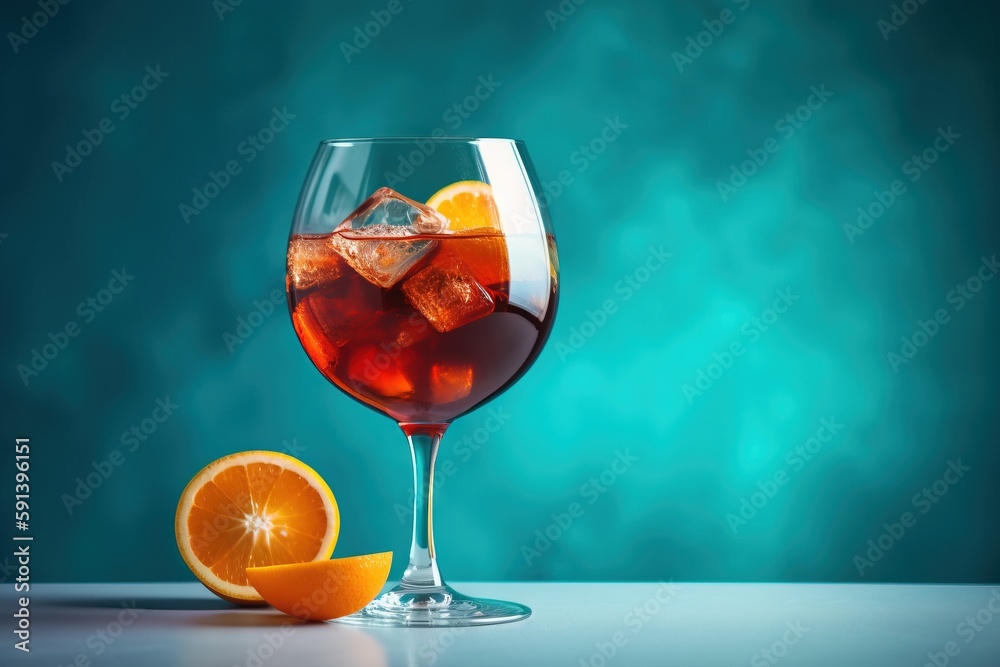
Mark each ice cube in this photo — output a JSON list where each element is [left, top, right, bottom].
[[330, 188, 449, 288], [378, 311, 433, 350], [331, 225, 437, 289], [430, 364, 473, 403], [337, 187, 447, 235], [287, 236, 343, 291], [344, 342, 415, 399], [402, 254, 495, 333], [297, 290, 373, 349]]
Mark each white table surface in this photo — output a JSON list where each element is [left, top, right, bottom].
[[4, 582, 1000, 666]]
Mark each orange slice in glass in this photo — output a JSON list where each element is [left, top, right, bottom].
[[426, 180, 502, 231], [426, 180, 509, 288]]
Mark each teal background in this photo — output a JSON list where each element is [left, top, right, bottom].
[[1, 0, 997, 585]]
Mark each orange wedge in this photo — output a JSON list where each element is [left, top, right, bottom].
[[175, 451, 339, 604], [426, 180, 509, 287], [426, 180, 502, 231], [247, 552, 393, 621]]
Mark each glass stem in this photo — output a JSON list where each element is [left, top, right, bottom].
[[399, 423, 448, 589]]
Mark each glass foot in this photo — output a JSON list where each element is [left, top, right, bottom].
[[337, 584, 531, 627]]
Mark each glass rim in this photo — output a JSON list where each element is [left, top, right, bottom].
[[320, 136, 526, 146]]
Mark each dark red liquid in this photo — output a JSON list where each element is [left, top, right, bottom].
[[287, 230, 557, 423]]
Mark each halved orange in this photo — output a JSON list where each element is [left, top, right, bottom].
[[175, 451, 339, 604], [426, 180, 509, 287], [247, 552, 393, 621]]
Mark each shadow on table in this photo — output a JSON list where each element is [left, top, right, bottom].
[[182, 611, 303, 627], [38, 596, 238, 611]]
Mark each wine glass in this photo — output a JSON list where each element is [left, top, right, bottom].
[[285, 138, 558, 626]]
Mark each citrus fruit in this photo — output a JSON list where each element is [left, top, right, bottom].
[[175, 451, 339, 604], [246, 551, 393, 621], [426, 180, 509, 287], [426, 180, 502, 231]]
